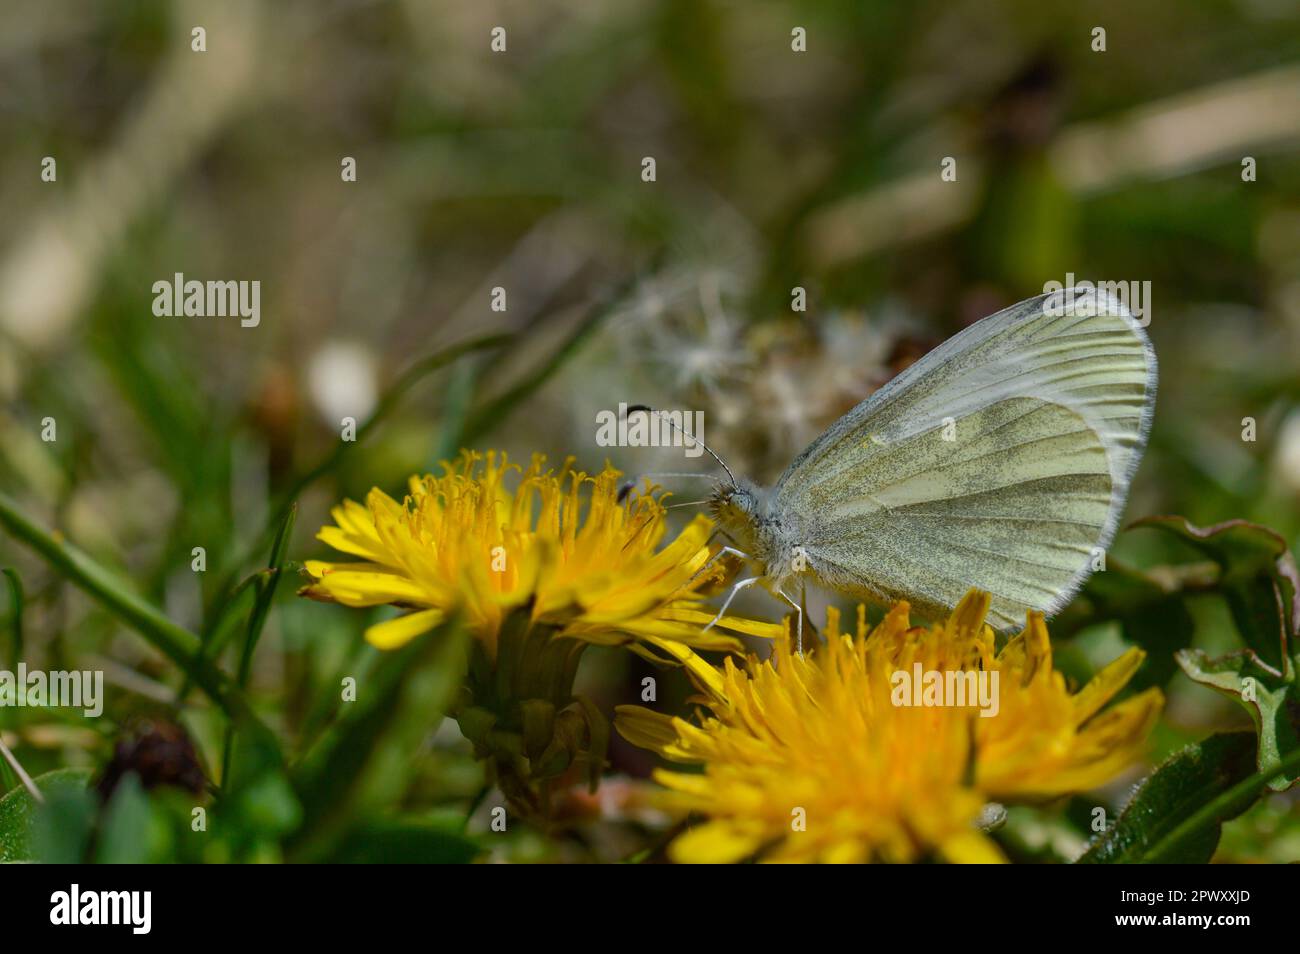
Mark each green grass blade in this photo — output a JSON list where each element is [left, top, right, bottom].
[[220, 504, 298, 786], [237, 502, 297, 688], [0, 491, 269, 737], [208, 332, 511, 619], [174, 571, 260, 703], [461, 282, 632, 443]]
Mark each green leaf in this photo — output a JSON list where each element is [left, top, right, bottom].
[[1133, 516, 1298, 676], [34, 785, 98, 864], [330, 819, 481, 864], [95, 773, 152, 864], [230, 770, 302, 838], [287, 618, 470, 861], [1177, 649, 1300, 790], [1134, 517, 1300, 790], [1077, 733, 1258, 864], [0, 767, 93, 863]]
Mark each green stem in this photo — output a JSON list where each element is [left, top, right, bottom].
[[1143, 744, 1300, 862], [222, 504, 297, 786], [0, 491, 267, 734], [236, 504, 297, 689]]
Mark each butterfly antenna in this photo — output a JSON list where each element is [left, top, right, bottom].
[[618, 474, 722, 504], [625, 404, 738, 486], [636, 472, 719, 482]]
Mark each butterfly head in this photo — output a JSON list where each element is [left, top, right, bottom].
[[707, 479, 765, 549]]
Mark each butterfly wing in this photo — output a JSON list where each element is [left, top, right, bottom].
[[772, 287, 1156, 630]]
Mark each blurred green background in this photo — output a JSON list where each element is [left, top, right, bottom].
[[2, 0, 1299, 861]]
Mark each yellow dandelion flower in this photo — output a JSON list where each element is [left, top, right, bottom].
[[301, 450, 781, 655], [616, 589, 1163, 863], [301, 449, 782, 818]]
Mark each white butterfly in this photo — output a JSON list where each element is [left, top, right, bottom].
[[643, 286, 1157, 650]]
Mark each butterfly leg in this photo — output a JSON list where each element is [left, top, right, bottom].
[[687, 545, 749, 586], [701, 576, 760, 633], [774, 586, 804, 656], [671, 539, 752, 600]]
